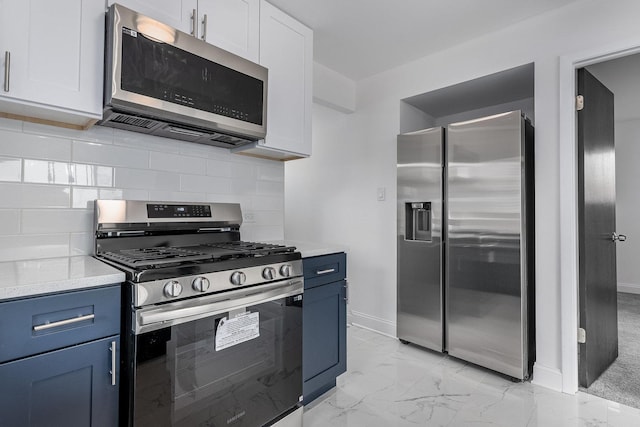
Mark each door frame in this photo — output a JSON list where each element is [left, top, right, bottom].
[[559, 41, 640, 394]]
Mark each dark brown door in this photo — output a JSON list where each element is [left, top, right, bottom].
[[577, 68, 618, 387]]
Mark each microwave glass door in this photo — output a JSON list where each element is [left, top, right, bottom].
[[120, 30, 264, 126], [131, 294, 302, 427]]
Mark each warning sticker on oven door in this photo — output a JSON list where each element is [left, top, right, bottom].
[[215, 312, 260, 351]]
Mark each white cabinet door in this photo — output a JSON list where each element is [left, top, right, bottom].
[[108, 0, 197, 34], [197, 0, 259, 62], [0, 0, 105, 121], [258, 1, 312, 158]]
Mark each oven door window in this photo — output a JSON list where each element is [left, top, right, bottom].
[[133, 295, 302, 427]]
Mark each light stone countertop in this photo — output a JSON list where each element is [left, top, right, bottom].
[[0, 256, 125, 302], [269, 240, 348, 258]]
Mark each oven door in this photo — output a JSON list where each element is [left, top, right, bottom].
[[124, 279, 303, 427]]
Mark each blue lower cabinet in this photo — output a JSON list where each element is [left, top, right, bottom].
[[303, 253, 347, 404], [0, 335, 120, 427]]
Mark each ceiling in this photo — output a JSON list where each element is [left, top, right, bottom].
[[268, 0, 583, 81], [587, 53, 640, 122]]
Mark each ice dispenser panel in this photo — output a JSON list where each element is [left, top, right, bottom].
[[405, 202, 431, 241]]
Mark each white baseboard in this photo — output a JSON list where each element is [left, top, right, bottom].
[[532, 363, 563, 392], [349, 309, 396, 338], [618, 282, 640, 294]]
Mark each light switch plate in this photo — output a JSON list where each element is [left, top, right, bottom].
[[377, 187, 386, 201]]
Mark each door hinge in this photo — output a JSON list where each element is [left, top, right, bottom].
[[578, 327, 586, 344], [576, 95, 584, 111]]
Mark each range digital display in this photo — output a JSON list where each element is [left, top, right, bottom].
[[147, 204, 212, 218]]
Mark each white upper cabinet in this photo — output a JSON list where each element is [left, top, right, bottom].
[[108, 0, 197, 34], [112, 0, 259, 62], [0, 0, 105, 128], [247, 0, 312, 159], [197, 0, 259, 62]]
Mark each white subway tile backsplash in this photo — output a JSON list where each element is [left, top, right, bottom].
[[0, 122, 285, 262], [99, 188, 125, 200], [114, 167, 181, 191], [0, 210, 20, 234], [0, 129, 71, 161], [252, 195, 284, 211], [22, 209, 92, 234], [113, 129, 181, 154], [0, 117, 22, 131], [0, 234, 70, 261], [254, 211, 283, 226], [0, 157, 21, 182], [72, 187, 99, 209], [148, 191, 207, 202], [120, 189, 149, 200], [70, 232, 93, 256], [71, 164, 114, 187], [73, 141, 149, 168], [231, 161, 257, 180], [257, 164, 285, 182], [257, 180, 284, 195], [23, 121, 115, 144], [150, 151, 206, 175], [23, 159, 72, 184], [206, 159, 232, 177], [181, 174, 231, 194], [230, 179, 257, 195], [0, 183, 70, 208]]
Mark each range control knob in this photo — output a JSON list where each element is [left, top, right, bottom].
[[262, 267, 276, 280], [163, 280, 183, 298], [192, 277, 210, 292], [230, 271, 246, 286], [279, 264, 293, 278]]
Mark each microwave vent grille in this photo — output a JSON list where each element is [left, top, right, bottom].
[[112, 114, 156, 129]]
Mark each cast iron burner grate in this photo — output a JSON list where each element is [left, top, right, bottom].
[[101, 247, 212, 268], [206, 241, 295, 257]]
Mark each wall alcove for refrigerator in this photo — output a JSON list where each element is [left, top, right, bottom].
[[396, 63, 536, 380], [399, 62, 534, 133]]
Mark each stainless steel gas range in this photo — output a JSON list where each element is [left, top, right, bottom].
[[94, 200, 303, 427]]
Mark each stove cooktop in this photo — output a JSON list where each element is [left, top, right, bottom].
[[96, 241, 300, 283]]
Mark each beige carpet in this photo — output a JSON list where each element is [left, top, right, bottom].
[[583, 292, 640, 409]]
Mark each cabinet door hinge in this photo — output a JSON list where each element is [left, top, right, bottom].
[[576, 95, 584, 111], [578, 327, 586, 344]]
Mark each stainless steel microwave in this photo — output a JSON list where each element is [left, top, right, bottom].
[[99, 3, 268, 149]]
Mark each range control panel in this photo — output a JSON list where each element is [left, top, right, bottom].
[[147, 204, 212, 218]]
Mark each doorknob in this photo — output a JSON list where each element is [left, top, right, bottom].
[[612, 232, 627, 242]]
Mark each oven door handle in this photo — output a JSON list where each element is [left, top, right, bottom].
[[136, 279, 303, 334]]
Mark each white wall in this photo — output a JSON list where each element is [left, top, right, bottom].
[[616, 119, 640, 294], [285, 0, 640, 392], [0, 118, 285, 262]]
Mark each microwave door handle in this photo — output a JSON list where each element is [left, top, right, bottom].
[[201, 14, 208, 41], [190, 9, 198, 38]]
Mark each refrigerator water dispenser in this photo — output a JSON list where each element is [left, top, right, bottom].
[[405, 202, 431, 241]]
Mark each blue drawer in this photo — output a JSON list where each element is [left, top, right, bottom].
[[303, 253, 346, 289], [0, 285, 121, 363]]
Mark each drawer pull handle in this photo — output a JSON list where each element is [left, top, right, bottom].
[[3, 51, 10, 92], [33, 313, 95, 331], [110, 341, 117, 386], [316, 268, 336, 275]]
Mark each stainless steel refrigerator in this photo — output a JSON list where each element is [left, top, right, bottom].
[[397, 110, 535, 380]]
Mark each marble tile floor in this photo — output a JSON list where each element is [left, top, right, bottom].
[[302, 325, 640, 426]]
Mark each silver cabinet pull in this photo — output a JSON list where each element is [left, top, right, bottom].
[[612, 232, 627, 242], [109, 341, 117, 386], [201, 14, 207, 41], [33, 313, 95, 331], [3, 51, 9, 92], [190, 9, 197, 38], [316, 268, 335, 275]]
